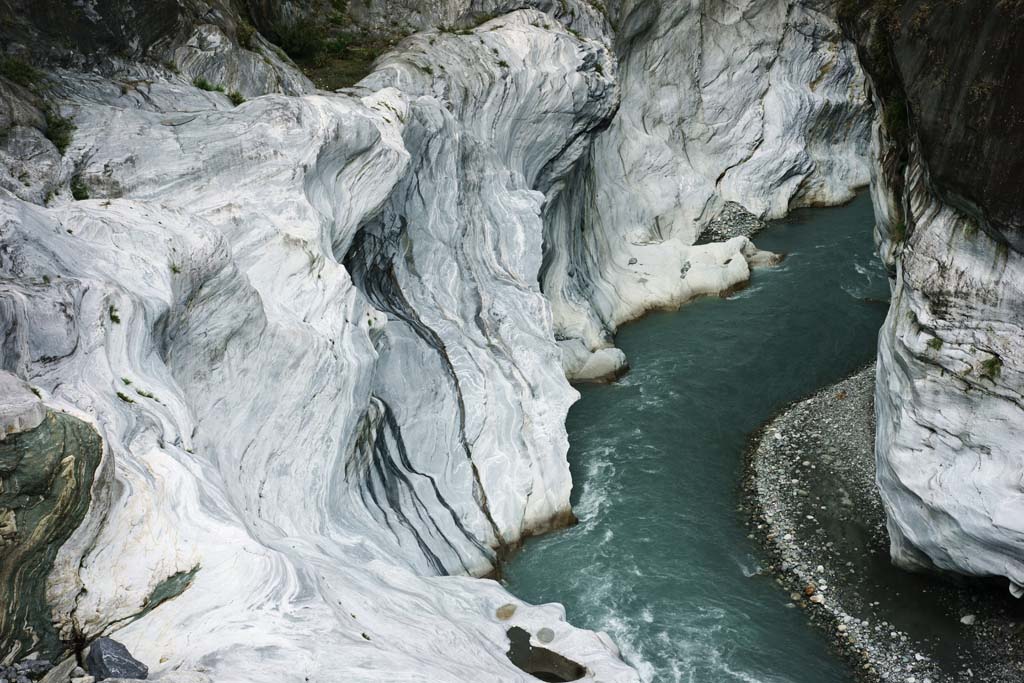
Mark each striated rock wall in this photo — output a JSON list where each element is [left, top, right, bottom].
[[0, 10, 635, 680], [844, 1, 1024, 594], [542, 0, 873, 376], [0, 0, 881, 678]]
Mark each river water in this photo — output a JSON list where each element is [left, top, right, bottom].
[[504, 194, 891, 682]]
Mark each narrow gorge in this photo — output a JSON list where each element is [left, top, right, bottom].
[[0, 1, 1021, 682]]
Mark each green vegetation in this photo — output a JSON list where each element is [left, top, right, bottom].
[[116, 391, 134, 403], [927, 337, 943, 351], [122, 377, 133, 385], [44, 108, 75, 155], [228, 90, 246, 106], [0, 57, 43, 89], [108, 305, 121, 324], [170, 262, 182, 274], [270, 18, 325, 59], [70, 176, 89, 200], [136, 389, 156, 400], [981, 356, 1003, 381], [882, 95, 909, 137], [237, 20, 256, 50], [265, 2, 402, 90], [497, 59, 509, 69], [193, 77, 225, 93]]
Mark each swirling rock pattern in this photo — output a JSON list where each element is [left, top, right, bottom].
[[0, 374, 102, 663], [0, 9, 635, 682], [0, 0, 883, 678], [543, 0, 872, 374]]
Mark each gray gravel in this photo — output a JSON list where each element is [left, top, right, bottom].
[[697, 201, 768, 244], [745, 363, 1024, 683]]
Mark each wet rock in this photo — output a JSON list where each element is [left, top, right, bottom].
[[85, 639, 148, 680], [505, 627, 585, 682]]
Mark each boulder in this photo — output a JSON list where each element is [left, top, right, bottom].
[[85, 639, 148, 681]]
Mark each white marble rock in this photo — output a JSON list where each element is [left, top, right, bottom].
[[0, 11, 635, 682]]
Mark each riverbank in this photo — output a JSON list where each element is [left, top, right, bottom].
[[746, 364, 1024, 683]]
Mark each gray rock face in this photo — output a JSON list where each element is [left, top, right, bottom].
[[0, 0, 312, 97], [0, 0, 884, 679], [542, 0, 873, 375], [85, 639, 148, 681], [844, 2, 1024, 595], [0, 8, 635, 682], [0, 373, 45, 440]]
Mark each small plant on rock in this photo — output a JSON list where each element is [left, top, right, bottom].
[[193, 77, 224, 93], [44, 107, 75, 154], [0, 57, 43, 88], [71, 176, 89, 200], [980, 356, 1003, 381]]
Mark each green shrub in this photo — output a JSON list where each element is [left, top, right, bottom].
[[116, 391, 134, 403], [981, 356, 1003, 380], [271, 18, 325, 59], [927, 337, 943, 351], [109, 305, 121, 324], [237, 20, 256, 50], [193, 77, 224, 93], [228, 90, 246, 106], [0, 57, 43, 88], [44, 107, 75, 154], [71, 176, 89, 200]]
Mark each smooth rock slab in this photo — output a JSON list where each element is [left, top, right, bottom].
[[85, 639, 148, 681]]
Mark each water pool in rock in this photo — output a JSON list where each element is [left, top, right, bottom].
[[504, 194, 891, 682]]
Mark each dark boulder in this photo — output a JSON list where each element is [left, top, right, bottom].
[[85, 638, 148, 681]]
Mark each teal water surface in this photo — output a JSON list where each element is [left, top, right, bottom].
[[505, 194, 891, 682]]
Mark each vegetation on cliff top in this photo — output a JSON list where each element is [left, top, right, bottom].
[[262, 0, 405, 90]]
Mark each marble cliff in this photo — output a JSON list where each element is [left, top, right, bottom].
[[2, 0, 1019, 680], [842, 0, 1024, 597]]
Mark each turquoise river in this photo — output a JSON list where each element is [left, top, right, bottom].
[[505, 194, 891, 682]]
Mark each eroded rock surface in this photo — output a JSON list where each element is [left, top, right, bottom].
[[0, 0, 887, 679], [844, 1, 1024, 594], [542, 0, 872, 377], [1, 7, 635, 682]]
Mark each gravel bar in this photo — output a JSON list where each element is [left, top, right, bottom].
[[744, 363, 1024, 683]]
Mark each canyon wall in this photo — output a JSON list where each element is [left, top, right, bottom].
[[1, 0, 875, 679], [544, 0, 873, 378], [844, 1, 1024, 594], [0, 8, 635, 680]]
